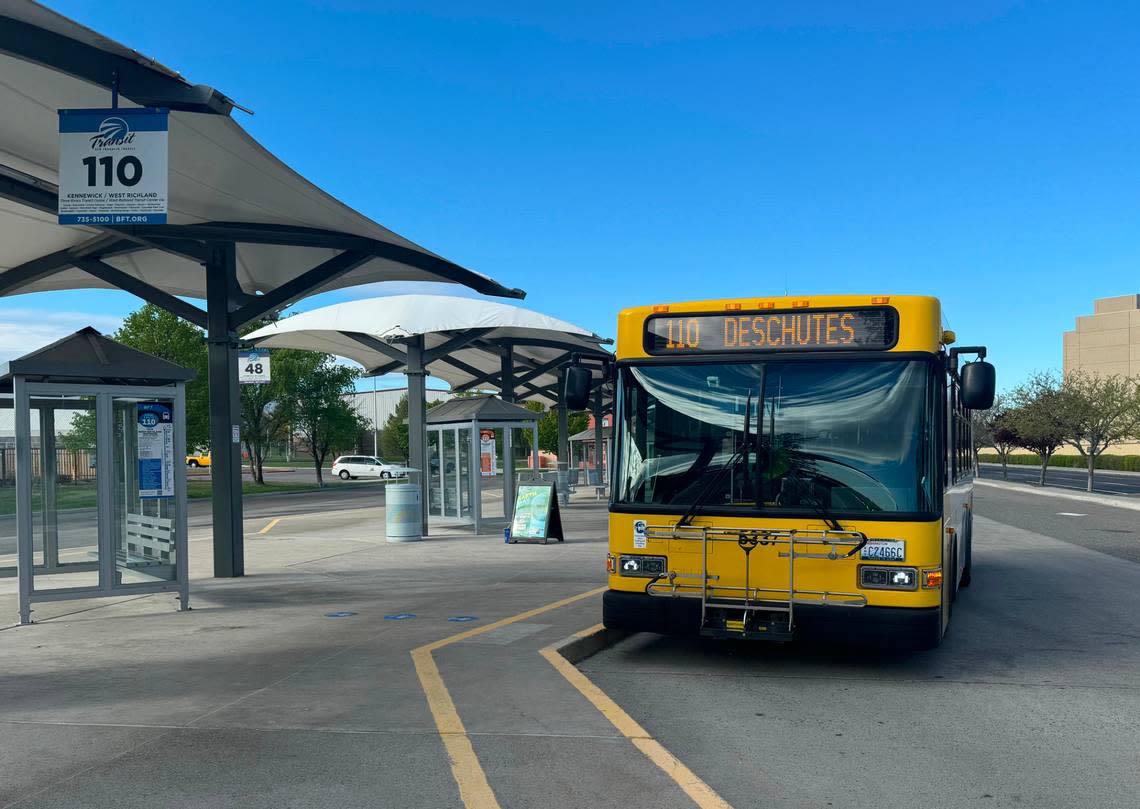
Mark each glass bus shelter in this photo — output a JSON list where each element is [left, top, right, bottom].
[[0, 329, 194, 624], [425, 396, 539, 534]]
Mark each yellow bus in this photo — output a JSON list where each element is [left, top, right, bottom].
[[567, 295, 994, 650]]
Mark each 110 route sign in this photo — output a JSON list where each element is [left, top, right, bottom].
[[57, 107, 168, 225], [239, 349, 271, 384]]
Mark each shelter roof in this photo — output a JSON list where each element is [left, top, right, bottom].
[[247, 294, 612, 406], [426, 396, 539, 425], [0, 326, 196, 385], [569, 424, 612, 443], [0, 0, 521, 309]]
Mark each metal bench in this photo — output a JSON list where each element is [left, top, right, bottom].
[[122, 513, 174, 568]]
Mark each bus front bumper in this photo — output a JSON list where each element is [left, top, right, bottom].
[[602, 590, 941, 649]]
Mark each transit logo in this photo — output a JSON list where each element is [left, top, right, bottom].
[[90, 116, 135, 149], [139, 412, 160, 428]]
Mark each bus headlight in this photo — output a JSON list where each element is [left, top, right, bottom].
[[859, 565, 918, 591], [618, 555, 667, 577]]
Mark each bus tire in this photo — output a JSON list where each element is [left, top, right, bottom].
[[960, 514, 973, 588]]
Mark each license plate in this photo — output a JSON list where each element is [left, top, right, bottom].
[[860, 540, 906, 561]]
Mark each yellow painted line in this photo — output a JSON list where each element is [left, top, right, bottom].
[[541, 625, 735, 809], [258, 518, 281, 535], [411, 586, 606, 809]]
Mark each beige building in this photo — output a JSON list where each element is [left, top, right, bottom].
[[1063, 294, 1140, 378], [1061, 294, 1140, 455]]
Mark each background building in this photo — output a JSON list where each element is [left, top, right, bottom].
[[1063, 294, 1140, 378], [1062, 294, 1140, 454], [344, 386, 453, 457]]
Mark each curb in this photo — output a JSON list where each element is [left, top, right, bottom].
[[975, 479, 1140, 512], [554, 625, 629, 665]]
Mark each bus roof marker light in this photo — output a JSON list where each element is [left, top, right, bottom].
[[792, 299, 810, 309], [757, 301, 775, 309], [652, 305, 670, 313], [725, 302, 742, 311], [871, 296, 891, 305]]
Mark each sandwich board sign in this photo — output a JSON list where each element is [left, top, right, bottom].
[[509, 481, 564, 545], [58, 107, 168, 225]]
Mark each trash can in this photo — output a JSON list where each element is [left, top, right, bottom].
[[385, 483, 422, 543]]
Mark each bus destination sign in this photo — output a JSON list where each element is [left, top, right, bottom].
[[644, 307, 898, 355]]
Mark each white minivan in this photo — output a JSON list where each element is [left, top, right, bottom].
[[330, 456, 409, 480]]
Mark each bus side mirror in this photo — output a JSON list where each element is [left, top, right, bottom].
[[563, 366, 592, 410], [960, 361, 996, 410]]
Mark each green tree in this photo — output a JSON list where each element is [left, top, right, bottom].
[[376, 393, 445, 462], [59, 409, 97, 452], [524, 401, 589, 455], [1008, 372, 1067, 486], [114, 304, 210, 451], [238, 349, 318, 484], [1057, 372, 1140, 492], [378, 394, 411, 462], [283, 355, 365, 486], [973, 395, 1018, 479]]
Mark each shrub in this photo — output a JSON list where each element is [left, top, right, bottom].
[[977, 453, 1140, 472]]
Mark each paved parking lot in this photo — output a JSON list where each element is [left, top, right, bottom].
[[0, 486, 1137, 808]]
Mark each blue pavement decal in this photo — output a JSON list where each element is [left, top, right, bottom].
[[447, 616, 479, 623], [325, 611, 357, 618], [384, 613, 417, 620]]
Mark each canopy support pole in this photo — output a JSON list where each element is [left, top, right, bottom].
[[557, 370, 569, 506], [405, 335, 429, 536], [500, 344, 515, 517], [592, 387, 605, 488], [206, 242, 244, 577]]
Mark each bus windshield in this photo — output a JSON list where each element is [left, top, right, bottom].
[[615, 360, 937, 516]]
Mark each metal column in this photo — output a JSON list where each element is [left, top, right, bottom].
[[14, 376, 32, 624], [206, 242, 244, 577], [470, 417, 482, 534], [592, 387, 605, 488], [405, 335, 429, 535], [40, 407, 59, 569], [556, 370, 569, 506], [500, 345, 515, 517]]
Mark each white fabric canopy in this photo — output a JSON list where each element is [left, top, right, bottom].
[[247, 294, 611, 406], [0, 0, 519, 301]]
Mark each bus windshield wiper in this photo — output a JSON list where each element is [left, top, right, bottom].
[[677, 389, 753, 528]]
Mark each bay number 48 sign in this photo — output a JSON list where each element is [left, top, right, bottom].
[[58, 107, 168, 226], [239, 349, 271, 385]]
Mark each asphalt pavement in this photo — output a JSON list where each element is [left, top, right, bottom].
[[973, 484, 1140, 563], [1, 485, 1137, 808], [583, 484, 1140, 809], [979, 462, 1140, 496]]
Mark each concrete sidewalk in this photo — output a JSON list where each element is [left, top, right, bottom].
[[0, 498, 701, 808], [975, 477, 1140, 512]]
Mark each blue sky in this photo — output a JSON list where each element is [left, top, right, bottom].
[[6, 1, 1140, 390]]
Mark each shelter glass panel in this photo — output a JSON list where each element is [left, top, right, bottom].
[[458, 427, 472, 517], [510, 426, 537, 475], [111, 396, 178, 584], [29, 396, 100, 592], [427, 431, 442, 517], [480, 427, 505, 521], [442, 429, 458, 517]]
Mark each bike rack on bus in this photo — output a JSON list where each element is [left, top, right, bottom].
[[643, 524, 869, 641]]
